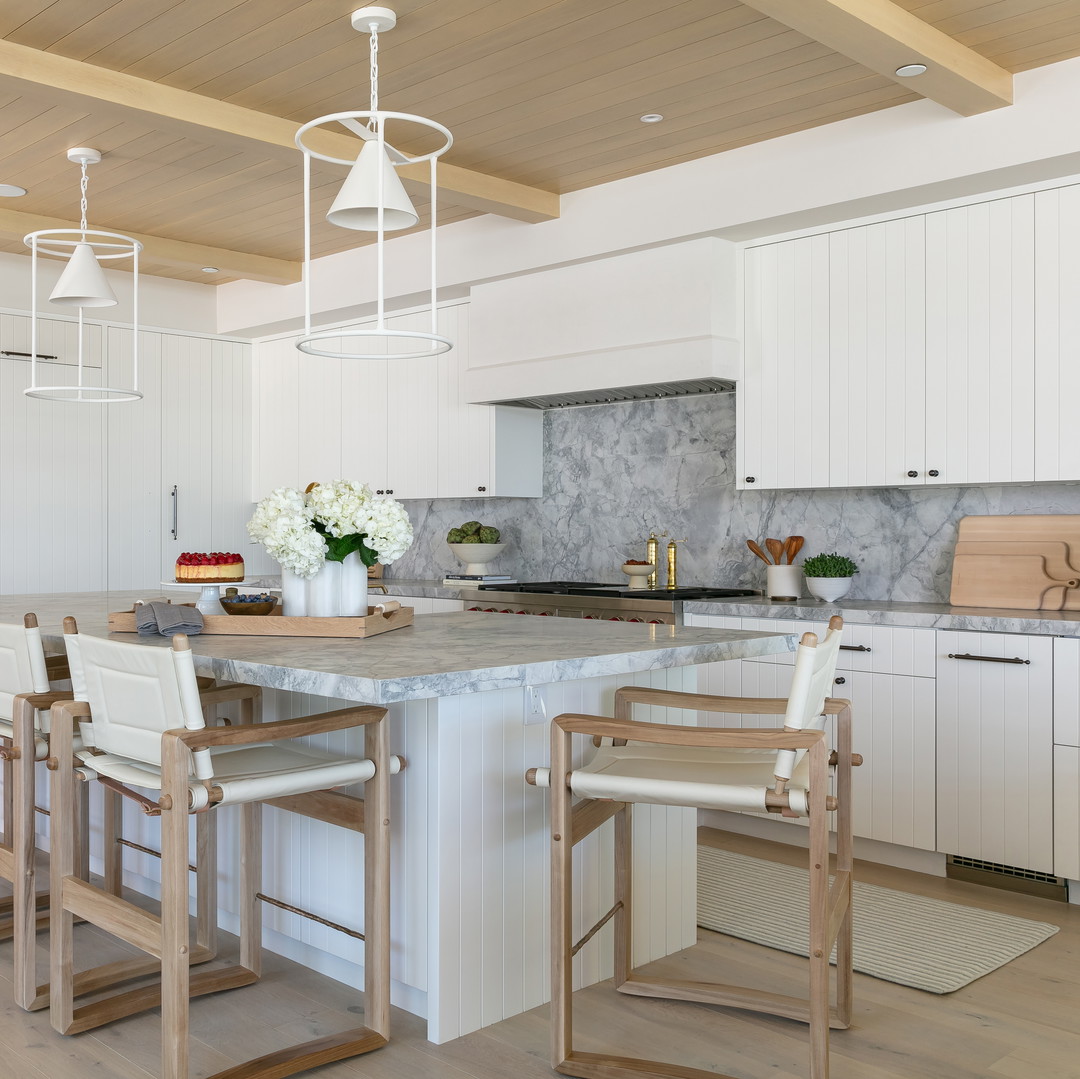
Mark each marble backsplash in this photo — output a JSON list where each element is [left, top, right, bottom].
[[390, 393, 1080, 603]]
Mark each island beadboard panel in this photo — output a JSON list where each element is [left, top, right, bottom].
[[106, 665, 698, 1044]]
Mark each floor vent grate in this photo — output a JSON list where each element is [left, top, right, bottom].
[[946, 855, 1067, 901]]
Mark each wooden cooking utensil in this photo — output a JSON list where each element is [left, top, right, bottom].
[[784, 536, 804, 564], [765, 538, 783, 565], [746, 539, 772, 566]]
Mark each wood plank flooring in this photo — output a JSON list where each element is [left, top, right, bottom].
[[1, 826, 1078, 1078]]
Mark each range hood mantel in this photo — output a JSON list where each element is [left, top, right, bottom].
[[489, 376, 735, 410]]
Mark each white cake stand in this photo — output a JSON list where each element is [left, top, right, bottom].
[[159, 579, 270, 616]]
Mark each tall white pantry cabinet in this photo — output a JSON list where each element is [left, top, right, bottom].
[[0, 311, 252, 593], [738, 182, 1080, 491]]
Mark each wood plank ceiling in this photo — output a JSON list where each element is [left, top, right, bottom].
[[0, 0, 1078, 285]]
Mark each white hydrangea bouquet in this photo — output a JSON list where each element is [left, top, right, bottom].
[[247, 480, 413, 579]]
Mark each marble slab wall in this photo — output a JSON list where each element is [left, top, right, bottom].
[[391, 393, 1080, 603]]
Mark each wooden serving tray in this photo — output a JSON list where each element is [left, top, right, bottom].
[[108, 604, 413, 639]]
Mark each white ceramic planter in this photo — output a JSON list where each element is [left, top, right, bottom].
[[805, 576, 853, 602], [766, 564, 803, 600], [281, 551, 369, 616]]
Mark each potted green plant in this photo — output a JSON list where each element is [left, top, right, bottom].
[[801, 552, 859, 602]]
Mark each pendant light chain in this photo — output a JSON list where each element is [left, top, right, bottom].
[[79, 160, 89, 238], [369, 22, 379, 132]]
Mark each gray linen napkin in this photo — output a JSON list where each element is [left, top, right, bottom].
[[135, 602, 204, 637]]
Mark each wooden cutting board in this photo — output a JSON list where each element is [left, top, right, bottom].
[[955, 517, 1080, 610], [950, 553, 1079, 610]]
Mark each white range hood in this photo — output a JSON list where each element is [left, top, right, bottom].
[[465, 237, 739, 407]]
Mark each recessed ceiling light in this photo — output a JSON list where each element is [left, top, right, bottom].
[[0, 183, 27, 197], [895, 63, 928, 77], [201, 266, 220, 273], [639, 113, 664, 124]]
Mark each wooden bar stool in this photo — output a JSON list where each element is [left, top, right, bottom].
[[50, 621, 399, 1079], [528, 616, 857, 1079], [0, 613, 81, 1011]]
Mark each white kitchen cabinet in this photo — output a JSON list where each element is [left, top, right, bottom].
[[828, 217, 926, 488], [738, 236, 830, 491], [0, 356, 107, 593], [936, 631, 1054, 873], [1054, 746, 1080, 880], [0, 310, 102, 370], [924, 197, 1036, 486], [1034, 184, 1080, 482], [251, 302, 542, 502]]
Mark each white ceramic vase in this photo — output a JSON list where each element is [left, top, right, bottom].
[[804, 576, 853, 602], [281, 551, 369, 616]]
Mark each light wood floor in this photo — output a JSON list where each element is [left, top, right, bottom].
[[2, 827, 1079, 1079]]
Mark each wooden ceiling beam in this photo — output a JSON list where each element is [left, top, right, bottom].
[[0, 39, 559, 223], [736, 0, 1013, 115], [0, 206, 301, 284]]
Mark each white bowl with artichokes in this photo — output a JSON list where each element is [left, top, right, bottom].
[[447, 521, 505, 575]]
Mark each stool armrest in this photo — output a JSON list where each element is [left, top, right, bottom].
[[824, 697, 852, 715], [553, 712, 825, 749], [49, 699, 92, 720], [15, 689, 74, 709], [165, 704, 387, 749], [615, 686, 789, 716]]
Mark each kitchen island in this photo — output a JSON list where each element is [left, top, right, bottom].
[[2, 590, 795, 1042]]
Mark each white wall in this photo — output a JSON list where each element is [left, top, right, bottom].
[[0, 250, 218, 335], [218, 56, 1080, 338]]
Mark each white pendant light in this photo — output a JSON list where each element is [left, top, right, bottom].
[[326, 140, 418, 231], [23, 148, 142, 402], [49, 242, 118, 307], [295, 6, 453, 361]]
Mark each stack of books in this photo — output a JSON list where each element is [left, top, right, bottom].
[[442, 573, 517, 586]]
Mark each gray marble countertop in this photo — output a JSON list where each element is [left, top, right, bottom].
[[1, 590, 794, 705], [378, 579, 1080, 636]]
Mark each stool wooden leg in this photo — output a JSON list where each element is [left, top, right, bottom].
[[364, 717, 391, 1038], [75, 776, 91, 883], [195, 810, 217, 955], [807, 738, 831, 1079], [239, 800, 262, 978], [2, 750, 12, 849], [834, 705, 854, 1029], [49, 707, 77, 1034], [160, 739, 192, 1079], [550, 723, 574, 1071], [613, 803, 632, 989], [13, 697, 41, 1010], [102, 786, 123, 895]]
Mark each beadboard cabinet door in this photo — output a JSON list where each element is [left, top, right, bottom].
[[924, 197, 1036, 486], [738, 236, 830, 491], [1034, 184, 1080, 481], [828, 217, 926, 488], [936, 632, 1053, 872], [0, 356, 107, 593]]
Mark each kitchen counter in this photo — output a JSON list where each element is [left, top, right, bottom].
[[1, 589, 793, 704]]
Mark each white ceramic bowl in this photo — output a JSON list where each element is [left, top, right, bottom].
[[621, 563, 655, 589], [449, 542, 506, 576], [805, 576, 852, 602]]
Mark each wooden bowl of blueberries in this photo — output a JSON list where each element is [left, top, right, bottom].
[[220, 590, 278, 616]]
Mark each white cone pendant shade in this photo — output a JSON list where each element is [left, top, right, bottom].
[[49, 242, 117, 308], [326, 141, 418, 231]]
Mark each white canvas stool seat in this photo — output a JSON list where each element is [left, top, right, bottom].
[[528, 616, 858, 1079], [51, 622, 400, 1079]]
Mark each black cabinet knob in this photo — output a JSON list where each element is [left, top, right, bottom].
[[745, 476, 756, 484], [928, 469, 939, 477], [376, 489, 384, 495], [477, 486, 486, 492], [387, 489, 394, 495], [906, 470, 918, 478], [834, 676, 846, 685]]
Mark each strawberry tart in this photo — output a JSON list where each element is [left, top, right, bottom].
[[176, 552, 245, 582]]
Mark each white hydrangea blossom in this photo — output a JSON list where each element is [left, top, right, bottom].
[[247, 480, 413, 578], [306, 479, 374, 538], [247, 487, 327, 578]]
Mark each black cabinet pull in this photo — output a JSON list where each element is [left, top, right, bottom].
[[386, 489, 394, 494], [839, 644, 871, 653], [907, 470, 918, 478], [477, 486, 486, 492], [170, 485, 178, 540], [928, 469, 940, 477], [1, 349, 58, 360], [745, 476, 756, 484], [834, 676, 846, 685], [375, 489, 384, 495], [947, 653, 1030, 665]]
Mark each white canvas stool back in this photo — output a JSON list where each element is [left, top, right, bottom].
[[0, 617, 51, 731], [528, 615, 859, 1079]]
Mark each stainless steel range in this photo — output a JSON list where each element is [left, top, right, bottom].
[[459, 581, 760, 624]]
